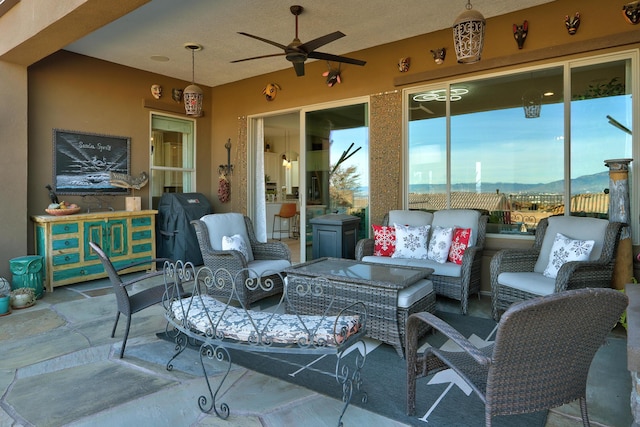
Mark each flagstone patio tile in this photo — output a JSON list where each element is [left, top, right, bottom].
[[6, 360, 177, 426], [0, 307, 65, 341], [2, 327, 90, 369]]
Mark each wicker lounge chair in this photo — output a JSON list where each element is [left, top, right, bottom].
[[491, 215, 623, 320], [191, 213, 291, 307], [406, 288, 628, 426], [90, 241, 177, 358]]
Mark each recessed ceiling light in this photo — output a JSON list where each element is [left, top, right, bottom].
[[150, 55, 170, 62], [543, 91, 554, 97]]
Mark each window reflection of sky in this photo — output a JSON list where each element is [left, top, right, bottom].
[[409, 96, 631, 186], [329, 127, 369, 189]]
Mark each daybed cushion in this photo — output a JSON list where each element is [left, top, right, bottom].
[[200, 213, 254, 261], [533, 216, 608, 274], [171, 295, 360, 346]]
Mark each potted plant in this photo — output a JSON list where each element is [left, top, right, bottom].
[[0, 277, 10, 315]]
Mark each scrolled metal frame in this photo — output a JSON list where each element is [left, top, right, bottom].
[[161, 262, 368, 426]]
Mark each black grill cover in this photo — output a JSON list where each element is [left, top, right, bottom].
[[156, 193, 212, 265]]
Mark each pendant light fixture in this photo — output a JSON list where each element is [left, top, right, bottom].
[[183, 43, 203, 117], [452, 0, 486, 64]]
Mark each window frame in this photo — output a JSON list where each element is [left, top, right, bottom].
[[403, 49, 639, 242]]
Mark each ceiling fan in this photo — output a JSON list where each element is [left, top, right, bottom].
[[231, 5, 366, 77]]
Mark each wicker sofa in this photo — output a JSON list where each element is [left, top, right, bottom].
[[355, 209, 488, 315], [191, 213, 291, 307]]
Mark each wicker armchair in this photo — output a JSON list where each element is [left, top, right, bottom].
[[90, 241, 179, 358], [406, 288, 628, 426], [356, 209, 488, 314], [191, 213, 291, 307], [491, 216, 623, 320]]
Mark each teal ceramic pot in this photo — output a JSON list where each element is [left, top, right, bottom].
[[0, 295, 10, 315]]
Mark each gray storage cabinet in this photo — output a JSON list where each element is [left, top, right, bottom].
[[310, 213, 361, 259]]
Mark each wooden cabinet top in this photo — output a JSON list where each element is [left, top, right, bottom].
[[31, 210, 158, 223]]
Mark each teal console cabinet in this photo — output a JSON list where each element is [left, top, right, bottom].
[[32, 210, 157, 292]]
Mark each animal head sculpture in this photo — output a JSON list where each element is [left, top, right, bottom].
[[623, 1, 640, 24], [322, 64, 342, 87], [430, 48, 446, 65], [565, 12, 580, 35], [513, 21, 528, 49], [262, 83, 281, 101], [171, 88, 183, 102], [398, 57, 411, 72]]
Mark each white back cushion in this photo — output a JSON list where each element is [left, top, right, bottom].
[[432, 209, 481, 247], [388, 210, 433, 227], [200, 213, 254, 261], [533, 216, 608, 273]]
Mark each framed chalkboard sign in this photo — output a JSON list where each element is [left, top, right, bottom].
[[53, 129, 131, 195]]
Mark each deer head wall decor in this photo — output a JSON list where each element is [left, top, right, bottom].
[[513, 21, 528, 49], [565, 12, 580, 35]]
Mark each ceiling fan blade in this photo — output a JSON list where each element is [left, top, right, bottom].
[[307, 51, 366, 66], [298, 31, 345, 53], [237, 32, 288, 51], [293, 61, 305, 77], [230, 53, 286, 63]]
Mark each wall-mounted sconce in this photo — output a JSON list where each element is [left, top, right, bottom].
[[218, 139, 233, 176]]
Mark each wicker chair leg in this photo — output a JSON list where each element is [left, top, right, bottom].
[[111, 312, 120, 338], [119, 315, 132, 359], [579, 396, 591, 427]]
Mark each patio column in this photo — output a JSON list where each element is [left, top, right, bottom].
[[605, 158, 633, 289]]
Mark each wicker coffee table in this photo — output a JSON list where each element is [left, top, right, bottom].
[[284, 257, 435, 357]]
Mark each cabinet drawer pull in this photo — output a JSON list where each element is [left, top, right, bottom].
[[65, 255, 70, 261]]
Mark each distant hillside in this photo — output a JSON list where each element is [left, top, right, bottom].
[[409, 171, 610, 195]]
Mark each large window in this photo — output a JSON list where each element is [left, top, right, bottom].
[[149, 113, 196, 208], [406, 52, 635, 236]]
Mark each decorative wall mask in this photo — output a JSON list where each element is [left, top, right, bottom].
[[151, 84, 162, 99], [513, 21, 528, 49], [262, 83, 281, 101], [398, 57, 411, 72], [565, 12, 580, 35], [171, 88, 183, 102], [430, 48, 446, 65], [623, 1, 640, 24], [322, 63, 342, 87]]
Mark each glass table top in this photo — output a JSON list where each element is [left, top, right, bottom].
[[286, 258, 431, 288]]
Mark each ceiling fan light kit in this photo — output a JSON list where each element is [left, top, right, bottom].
[[184, 43, 203, 117], [453, 0, 486, 64], [232, 4, 366, 77]]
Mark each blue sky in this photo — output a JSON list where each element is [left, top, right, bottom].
[[409, 95, 632, 186]]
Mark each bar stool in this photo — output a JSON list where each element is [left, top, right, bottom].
[[272, 203, 297, 240]]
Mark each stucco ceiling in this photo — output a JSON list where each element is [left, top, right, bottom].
[[63, 0, 555, 88]]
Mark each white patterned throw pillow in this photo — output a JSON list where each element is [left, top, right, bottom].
[[543, 232, 595, 279], [222, 234, 250, 260], [392, 223, 430, 259], [427, 226, 454, 263]]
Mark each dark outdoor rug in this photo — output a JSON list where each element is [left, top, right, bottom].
[[155, 311, 547, 427]]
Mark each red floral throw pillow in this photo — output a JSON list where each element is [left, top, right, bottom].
[[448, 228, 471, 265], [373, 224, 396, 257]]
